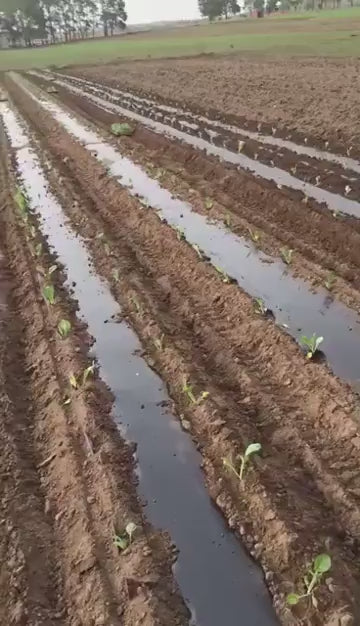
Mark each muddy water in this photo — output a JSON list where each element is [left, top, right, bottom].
[[1, 102, 279, 626], [37, 71, 360, 219], [9, 76, 360, 383]]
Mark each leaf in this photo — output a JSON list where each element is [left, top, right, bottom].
[[312, 594, 318, 609], [57, 319, 71, 338], [204, 197, 213, 210], [83, 362, 95, 385], [35, 243, 43, 257], [69, 374, 78, 389], [42, 284, 55, 305], [113, 534, 129, 550], [63, 396, 71, 406], [112, 268, 120, 282], [286, 593, 300, 606], [126, 522, 137, 543], [314, 554, 331, 574], [315, 336, 324, 351], [14, 188, 28, 214], [244, 443, 262, 458], [48, 264, 57, 276], [111, 122, 134, 137]]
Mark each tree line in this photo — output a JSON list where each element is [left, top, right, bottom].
[[0, 0, 127, 46], [198, 0, 241, 20]]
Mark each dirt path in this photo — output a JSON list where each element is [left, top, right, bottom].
[[70, 56, 360, 159], [4, 71, 360, 626], [0, 105, 189, 626]]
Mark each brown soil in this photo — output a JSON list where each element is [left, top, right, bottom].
[[70, 55, 360, 159], [0, 114, 188, 624], [6, 72, 360, 626], [26, 71, 360, 314]]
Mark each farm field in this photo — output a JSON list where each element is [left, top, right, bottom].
[[1, 40, 360, 626]]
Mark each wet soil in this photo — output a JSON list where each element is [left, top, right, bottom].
[[26, 70, 360, 316], [70, 56, 360, 160], [0, 110, 189, 626], [5, 71, 360, 626]]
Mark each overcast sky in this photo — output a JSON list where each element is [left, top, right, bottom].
[[127, 0, 200, 24]]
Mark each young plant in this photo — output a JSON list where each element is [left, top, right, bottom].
[[104, 242, 111, 256], [35, 243, 43, 257], [324, 272, 336, 291], [154, 334, 165, 351], [192, 243, 205, 260], [30, 225, 36, 239], [57, 319, 71, 339], [204, 197, 213, 210], [83, 361, 96, 385], [69, 374, 78, 389], [14, 187, 28, 220], [130, 295, 143, 317], [280, 247, 293, 265], [182, 378, 209, 405], [214, 265, 232, 284], [176, 227, 185, 241], [300, 334, 324, 360], [224, 213, 232, 228], [37, 264, 57, 280], [248, 228, 261, 244], [111, 122, 134, 137], [223, 443, 262, 481], [253, 297, 268, 316], [287, 553, 331, 608], [113, 522, 138, 551], [42, 284, 55, 305], [112, 268, 120, 282]]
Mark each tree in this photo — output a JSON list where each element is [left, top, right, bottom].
[[101, 0, 126, 36], [198, 0, 224, 20]]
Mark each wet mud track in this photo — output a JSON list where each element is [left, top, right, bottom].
[[2, 72, 360, 626]]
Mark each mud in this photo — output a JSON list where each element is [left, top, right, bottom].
[[5, 70, 360, 626], [70, 56, 360, 159], [24, 69, 360, 318], [0, 110, 190, 625]]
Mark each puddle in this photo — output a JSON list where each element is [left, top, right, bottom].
[[1, 101, 279, 626], [36, 71, 360, 218], [7, 77, 360, 384]]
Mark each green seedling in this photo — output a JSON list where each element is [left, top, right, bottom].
[[130, 295, 143, 316], [69, 374, 78, 389], [57, 319, 71, 339], [63, 396, 72, 406], [30, 225, 36, 239], [111, 122, 135, 136], [83, 361, 96, 385], [204, 197, 213, 210], [14, 187, 28, 218], [253, 297, 268, 316], [214, 265, 232, 284], [104, 242, 111, 256], [248, 228, 261, 244], [176, 227, 185, 241], [280, 247, 293, 265], [300, 334, 324, 360], [113, 521, 138, 551], [112, 268, 120, 282], [182, 378, 209, 405], [42, 284, 55, 305], [35, 243, 43, 257], [287, 553, 331, 608], [223, 443, 262, 481], [37, 264, 57, 280], [192, 243, 205, 260], [154, 334, 165, 351], [324, 272, 336, 291], [224, 213, 232, 228]]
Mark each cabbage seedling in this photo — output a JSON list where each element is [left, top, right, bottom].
[[205, 197, 213, 210], [214, 265, 232, 284], [130, 295, 143, 316], [111, 122, 134, 136], [300, 334, 324, 359], [324, 272, 336, 291], [253, 297, 267, 316], [154, 334, 165, 351], [182, 378, 209, 405], [287, 553, 331, 608], [14, 188, 28, 219], [43, 284, 55, 305], [192, 243, 205, 260], [83, 361, 95, 385], [57, 319, 71, 338], [280, 247, 293, 265], [35, 243, 43, 257], [248, 228, 261, 244], [69, 374, 78, 389], [113, 521, 138, 551], [224, 213, 232, 228], [223, 443, 262, 481], [176, 227, 185, 241], [30, 225, 36, 239], [112, 268, 119, 282]]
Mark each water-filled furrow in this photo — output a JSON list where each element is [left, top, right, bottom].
[[33, 70, 360, 219], [1, 99, 278, 626]]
